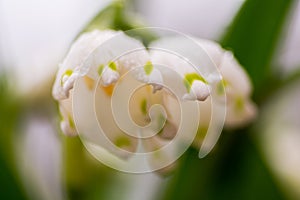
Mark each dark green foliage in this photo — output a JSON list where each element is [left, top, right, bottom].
[[0, 76, 27, 200], [162, 132, 285, 200], [222, 0, 294, 101]]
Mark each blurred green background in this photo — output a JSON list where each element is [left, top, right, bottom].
[[1, 0, 300, 199]]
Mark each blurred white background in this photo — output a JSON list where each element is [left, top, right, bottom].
[[0, 0, 299, 94], [0, 0, 110, 94]]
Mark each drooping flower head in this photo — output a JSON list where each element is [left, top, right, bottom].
[[52, 29, 257, 172]]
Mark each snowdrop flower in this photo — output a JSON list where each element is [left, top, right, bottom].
[[153, 37, 257, 146], [53, 29, 151, 136]]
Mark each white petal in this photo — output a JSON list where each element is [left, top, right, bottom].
[[225, 97, 257, 128], [101, 67, 120, 86], [52, 29, 150, 100], [58, 95, 78, 136], [149, 36, 224, 102], [220, 51, 252, 97], [148, 69, 164, 92], [142, 136, 177, 174], [194, 38, 225, 68], [164, 93, 180, 117], [182, 80, 210, 101], [150, 48, 197, 77], [72, 76, 138, 159], [150, 50, 210, 101], [53, 30, 119, 100], [117, 49, 150, 72]]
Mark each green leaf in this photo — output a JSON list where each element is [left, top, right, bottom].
[[221, 0, 294, 100], [0, 154, 28, 200], [0, 75, 27, 200], [255, 67, 300, 103], [80, 0, 157, 46], [81, 0, 132, 32], [279, 67, 300, 88], [162, 132, 285, 200], [161, 0, 295, 199], [0, 75, 22, 167], [63, 136, 118, 200]]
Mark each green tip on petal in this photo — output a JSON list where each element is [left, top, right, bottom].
[[108, 61, 117, 71], [64, 69, 73, 76], [216, 79, 228, 95], [157, 114, 166, 136], [58, 110, 64, 121], [196, 126, 208, 141], [183, 73, 207, 92], [97, 64, 105, 76], [144, 61, 154, 75], [68, 115, 75, 129], [157, 114, 166, 127], [235, 96, 245, 112], [153, 149, 163, 159], [114, 136, 131, 148], [140, 98, 148, 115], [60, 69, 73, 85]]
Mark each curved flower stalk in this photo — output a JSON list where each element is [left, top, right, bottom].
[[52, 29, 257, 171]]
